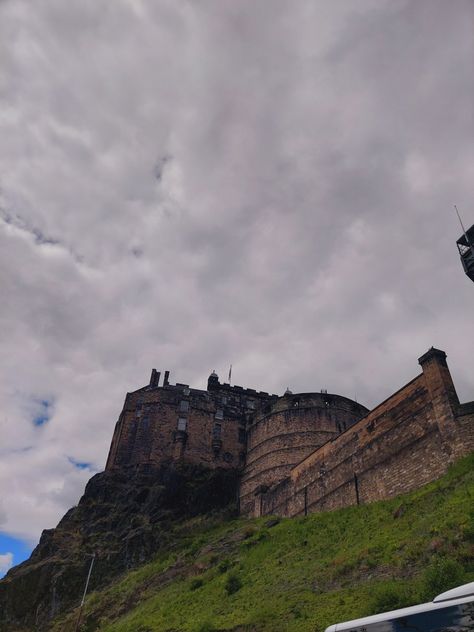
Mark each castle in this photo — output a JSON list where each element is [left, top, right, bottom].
[[106, 348, 474, 518]]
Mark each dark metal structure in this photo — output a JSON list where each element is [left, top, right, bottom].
[[456, 223, 474, 282]]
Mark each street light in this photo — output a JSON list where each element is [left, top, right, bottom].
[[73, 553, 96, 632]]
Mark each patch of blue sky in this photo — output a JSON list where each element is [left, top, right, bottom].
[[67, 457, 93, 470], [0, 532, 33, 579], [32, 398, 53, 427]]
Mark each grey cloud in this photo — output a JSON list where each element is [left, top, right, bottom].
[[0, 0, 473, 543]]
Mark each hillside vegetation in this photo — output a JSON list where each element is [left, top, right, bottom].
[[52, 454, 474, 632]]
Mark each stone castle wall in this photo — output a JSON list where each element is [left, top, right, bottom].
[[105, 348, 473, 520], [239, 393, 368, 515], [105, 371, 276, 471], [250, 348, 474, 518]]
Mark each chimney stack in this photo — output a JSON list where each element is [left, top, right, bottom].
[[164, 370, 170, 386], [149, 369, 160, 388]]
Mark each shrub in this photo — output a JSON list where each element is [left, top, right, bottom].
[[369, 582, 413, 614], [225, 573, 242, 595], [419, 557, 465, 601], [462, 519, 474, 543], [243, 527, 256, 539], [190, 578, 204, 591], [196, 622, 216, 632], [218, 559, 231, 574]]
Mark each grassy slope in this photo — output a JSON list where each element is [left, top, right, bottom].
[[53, 455, 474, 632]]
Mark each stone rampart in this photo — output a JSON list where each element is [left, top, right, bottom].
[[240, 393, 368, 515], [250, 348, 473, 518], [105, 348, 473, 520]]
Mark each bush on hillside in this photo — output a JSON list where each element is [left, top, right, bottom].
[[419, 557, 465, 601], [218, 559, 231, 573], [225, 573, 243, 595], [190, 577, 204, 591], [368, 581, 413, 615], [196, 623, 216, 632]]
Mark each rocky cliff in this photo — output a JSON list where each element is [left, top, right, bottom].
[[0, 463, 239, 632]]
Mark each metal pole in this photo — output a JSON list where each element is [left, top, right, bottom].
[[73, 553, 95, 632], [454, 205, 473, 249]]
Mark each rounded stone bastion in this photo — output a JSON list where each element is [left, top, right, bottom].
[[239, 392, 369, 515]]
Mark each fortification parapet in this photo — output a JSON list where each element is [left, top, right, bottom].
[[239, 392, 368, 515]]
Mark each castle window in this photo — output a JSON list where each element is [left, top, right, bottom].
[[238, 428, 246, 444], [221, 396, 227, 405], [179, 400, 190, 413], [212, 424, 221, 438], [183, 387, 190, 396], [247, 401, 256, 410], [177, 418, 187, 431], [223, 452, 233, 463], [215, 409, 224, 420]]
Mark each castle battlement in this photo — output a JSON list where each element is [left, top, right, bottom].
[[105, 368, 279, 472], [105, 349, 474, 519]]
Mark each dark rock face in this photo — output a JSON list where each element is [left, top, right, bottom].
[[0, 463, 239, 632]]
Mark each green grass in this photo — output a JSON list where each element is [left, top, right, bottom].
[[53, 454, 474, 632]]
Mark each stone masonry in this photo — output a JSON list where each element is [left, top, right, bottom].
[[105, 348, 474, 518], [106, 370, 277, 471]]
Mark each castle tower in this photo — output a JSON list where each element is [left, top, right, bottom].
[[239, 392, 369, 516]]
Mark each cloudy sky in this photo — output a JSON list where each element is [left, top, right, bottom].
[[0, 0, 473, 573]]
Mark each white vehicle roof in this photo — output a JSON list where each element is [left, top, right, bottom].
[[433, 581, 474, 602], [325, 582, 474, 631]]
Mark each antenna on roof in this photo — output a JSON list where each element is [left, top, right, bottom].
[[454, 205, 472, 248], [228, 364, 232, 385]]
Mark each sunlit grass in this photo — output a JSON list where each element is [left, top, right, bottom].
[[52, 454, 474, 632]]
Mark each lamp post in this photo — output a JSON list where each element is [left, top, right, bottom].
[[73, 553, 96, 632]]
